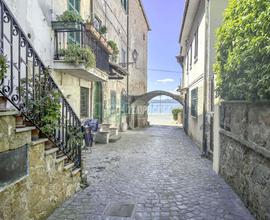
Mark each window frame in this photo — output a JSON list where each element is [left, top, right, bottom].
[[191, 88, 198, 118], [186, 51, 189, 75], [80, 87, 90, 118], [194, 28, 199, 63], [110, 91, 117, 114], [190, 42, 193, 70], [68, 0, 81, 44], [121, 0, 128, 12]]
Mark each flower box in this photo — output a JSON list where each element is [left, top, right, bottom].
[[51, 21, 81, 31], [86, 24, 113, 55]]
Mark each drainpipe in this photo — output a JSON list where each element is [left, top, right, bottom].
[[90, 0, 94, 20], [126, 0, 130, 126], [202, 0, 210, 156]]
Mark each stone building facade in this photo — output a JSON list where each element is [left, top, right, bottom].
[[92, 0, 150, 129], [178, 0, 228, 155], [219, 102, 270, 220]]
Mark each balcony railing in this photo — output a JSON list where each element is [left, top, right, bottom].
[[54, 23, 110, 74], [0, 0, 82, 168]]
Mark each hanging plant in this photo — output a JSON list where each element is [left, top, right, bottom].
[[99, 25, 107, 35], [60, 44, 96, 69], [57, 10, 83, 23], [107, 40, 119, 62], [0, 54, 8, 80], [19, 68, 62, 137]]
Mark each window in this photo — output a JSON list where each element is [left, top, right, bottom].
[[80, 87, 89, 118], [68, 0, 80, 12], [93, 16, 102, 31], [143, 33, 146, 41], [121, 0, 128, 12], [111, 91, 117, 114], [186, 51, 189, 74], [68, 0, 81, 44], [190, 42, 193, 69], [194, 29, 198, 62], [121, 48, 126, 67], [191, 88, 198, 118]]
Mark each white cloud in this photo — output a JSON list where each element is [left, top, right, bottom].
[[156, 78, 175, 83]]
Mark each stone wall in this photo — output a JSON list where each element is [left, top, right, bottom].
[[0, 112, 81, 220], [219, 101, 270, 220]]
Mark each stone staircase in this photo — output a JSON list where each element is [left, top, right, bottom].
[[95, 123, 121, 144], [0, 100, 81, 220]]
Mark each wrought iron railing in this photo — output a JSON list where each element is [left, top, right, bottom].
[[54, 24, 110, 73], [0, 0, 82, 168]]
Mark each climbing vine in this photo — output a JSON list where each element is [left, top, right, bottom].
[[214, 0, 270, 101]]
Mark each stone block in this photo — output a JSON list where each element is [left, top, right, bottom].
[[0, 115, 16, 153], [220, 101, 270, 219]]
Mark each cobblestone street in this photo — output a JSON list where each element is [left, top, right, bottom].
[[48, 126, 254, 220]]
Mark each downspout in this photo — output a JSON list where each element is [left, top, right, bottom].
[[202, 0, 210, 156], [90, 0, 94, 20], [127, 0, 130, 126]]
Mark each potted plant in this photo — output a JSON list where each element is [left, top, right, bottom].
[[0, 54, 7, 81], [107, 40, 119, 62], [99, 25, 107, 35], [45, 140, 55, 149], [31, 128, 40, 141], [0, 54, 8, 110], [60, 43, 96, 69], [15, 115, 25, 128], [52, 10, 83, 31], [85, 21, 101, 40]]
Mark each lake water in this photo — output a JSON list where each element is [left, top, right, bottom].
[[148, 99, 182, 126]]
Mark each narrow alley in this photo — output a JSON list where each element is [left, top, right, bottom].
[[48, 126, 254, 220]]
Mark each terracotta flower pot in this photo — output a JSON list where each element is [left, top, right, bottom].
[[0, 96, 7, 110], [31, 129, 40, 141], [88, 25, 100, 40], [15, 115, 25, 128], [45, 140, 54, 149], [24, 120, 33, 126]]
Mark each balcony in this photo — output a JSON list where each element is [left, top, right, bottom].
[[53, 23, 111, 81]]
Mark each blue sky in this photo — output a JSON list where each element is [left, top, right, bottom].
[[142, 0, 184, 94]]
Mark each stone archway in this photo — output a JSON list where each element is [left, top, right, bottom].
[[128, 91, 184, 128], [130, 90, 183, 105]]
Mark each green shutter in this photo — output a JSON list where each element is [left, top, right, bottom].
[[80, 87, 89, 118], [191, 88, 198, 118], [68, 0, 81, 44]]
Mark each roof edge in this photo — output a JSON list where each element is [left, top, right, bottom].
[[138, 0, 151, 31], [179, 0, 190, 43]]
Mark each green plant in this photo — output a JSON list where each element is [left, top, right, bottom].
[[99, 25, 107, 35], [0, 54, 8, 80], [57, 10, 83, 23], [172, 108, 183, 121], [37, 91, 61, 135], [60, 44, 96, 69], [108, 40, 119, 61], [214, 0, 270, 101]]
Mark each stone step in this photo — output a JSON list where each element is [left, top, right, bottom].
[[44, 147, 58, 156], [64, 162, 75, 171], [56, 155, 67, 164], [109, 134, 121, 143], [15, 126, 36, 133], [71, 168, 81, 176], [0, 110, 19, 117], [109, 127, 119, 136], [32, 138, 48, 146], [95, 131, 110, 144]]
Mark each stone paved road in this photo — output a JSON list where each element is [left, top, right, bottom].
[[48, 126, 254, 220]]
